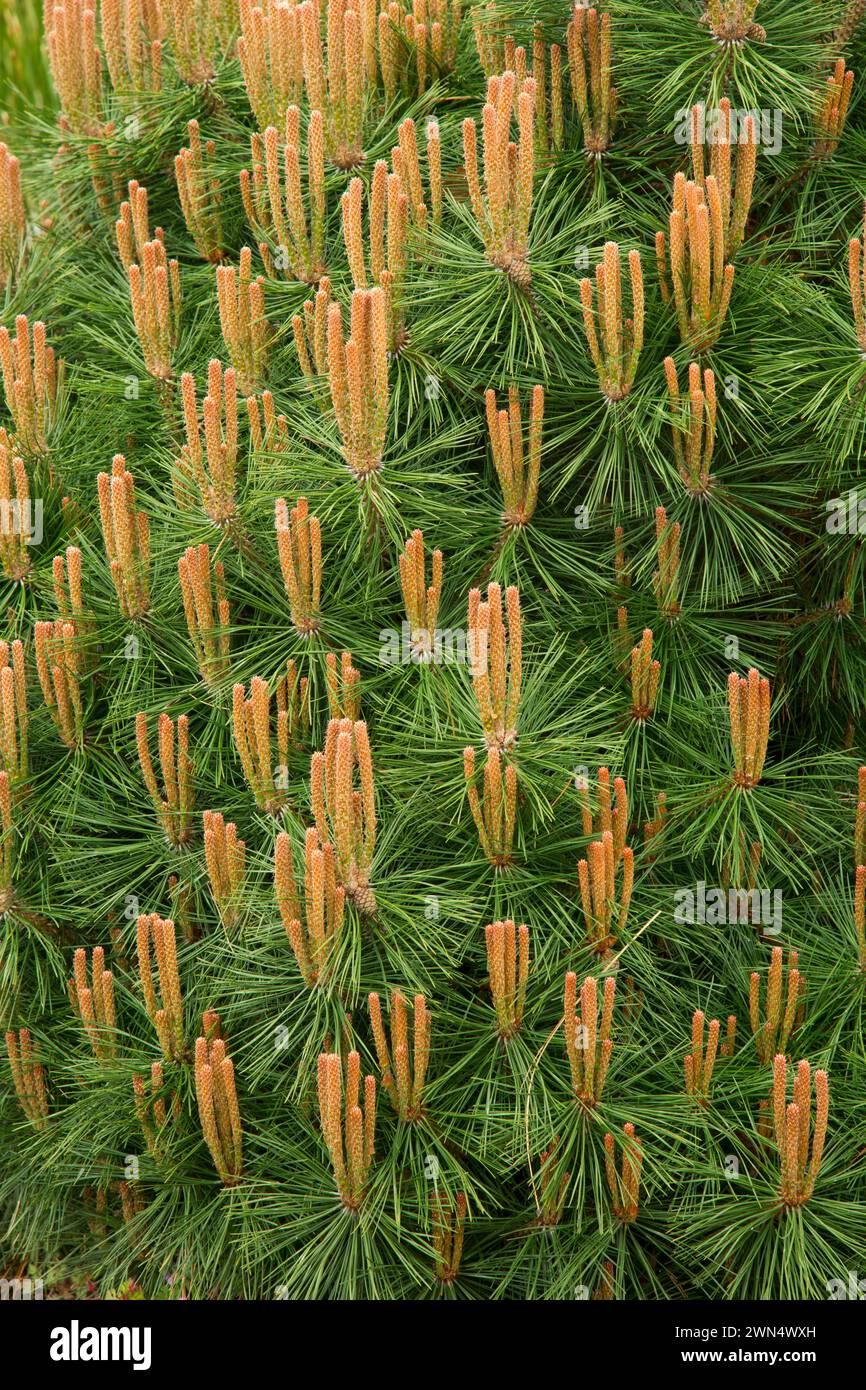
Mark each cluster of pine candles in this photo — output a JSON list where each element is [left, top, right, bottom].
[[1, 0, 865, 1301]]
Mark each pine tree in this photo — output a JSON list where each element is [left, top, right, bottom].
[[0, 0, 865, 1305]]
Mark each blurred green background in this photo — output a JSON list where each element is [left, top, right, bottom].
[[1, 0, 55, 123]]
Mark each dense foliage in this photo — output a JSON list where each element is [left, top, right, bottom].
[[1, 0, 866, 1301]]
